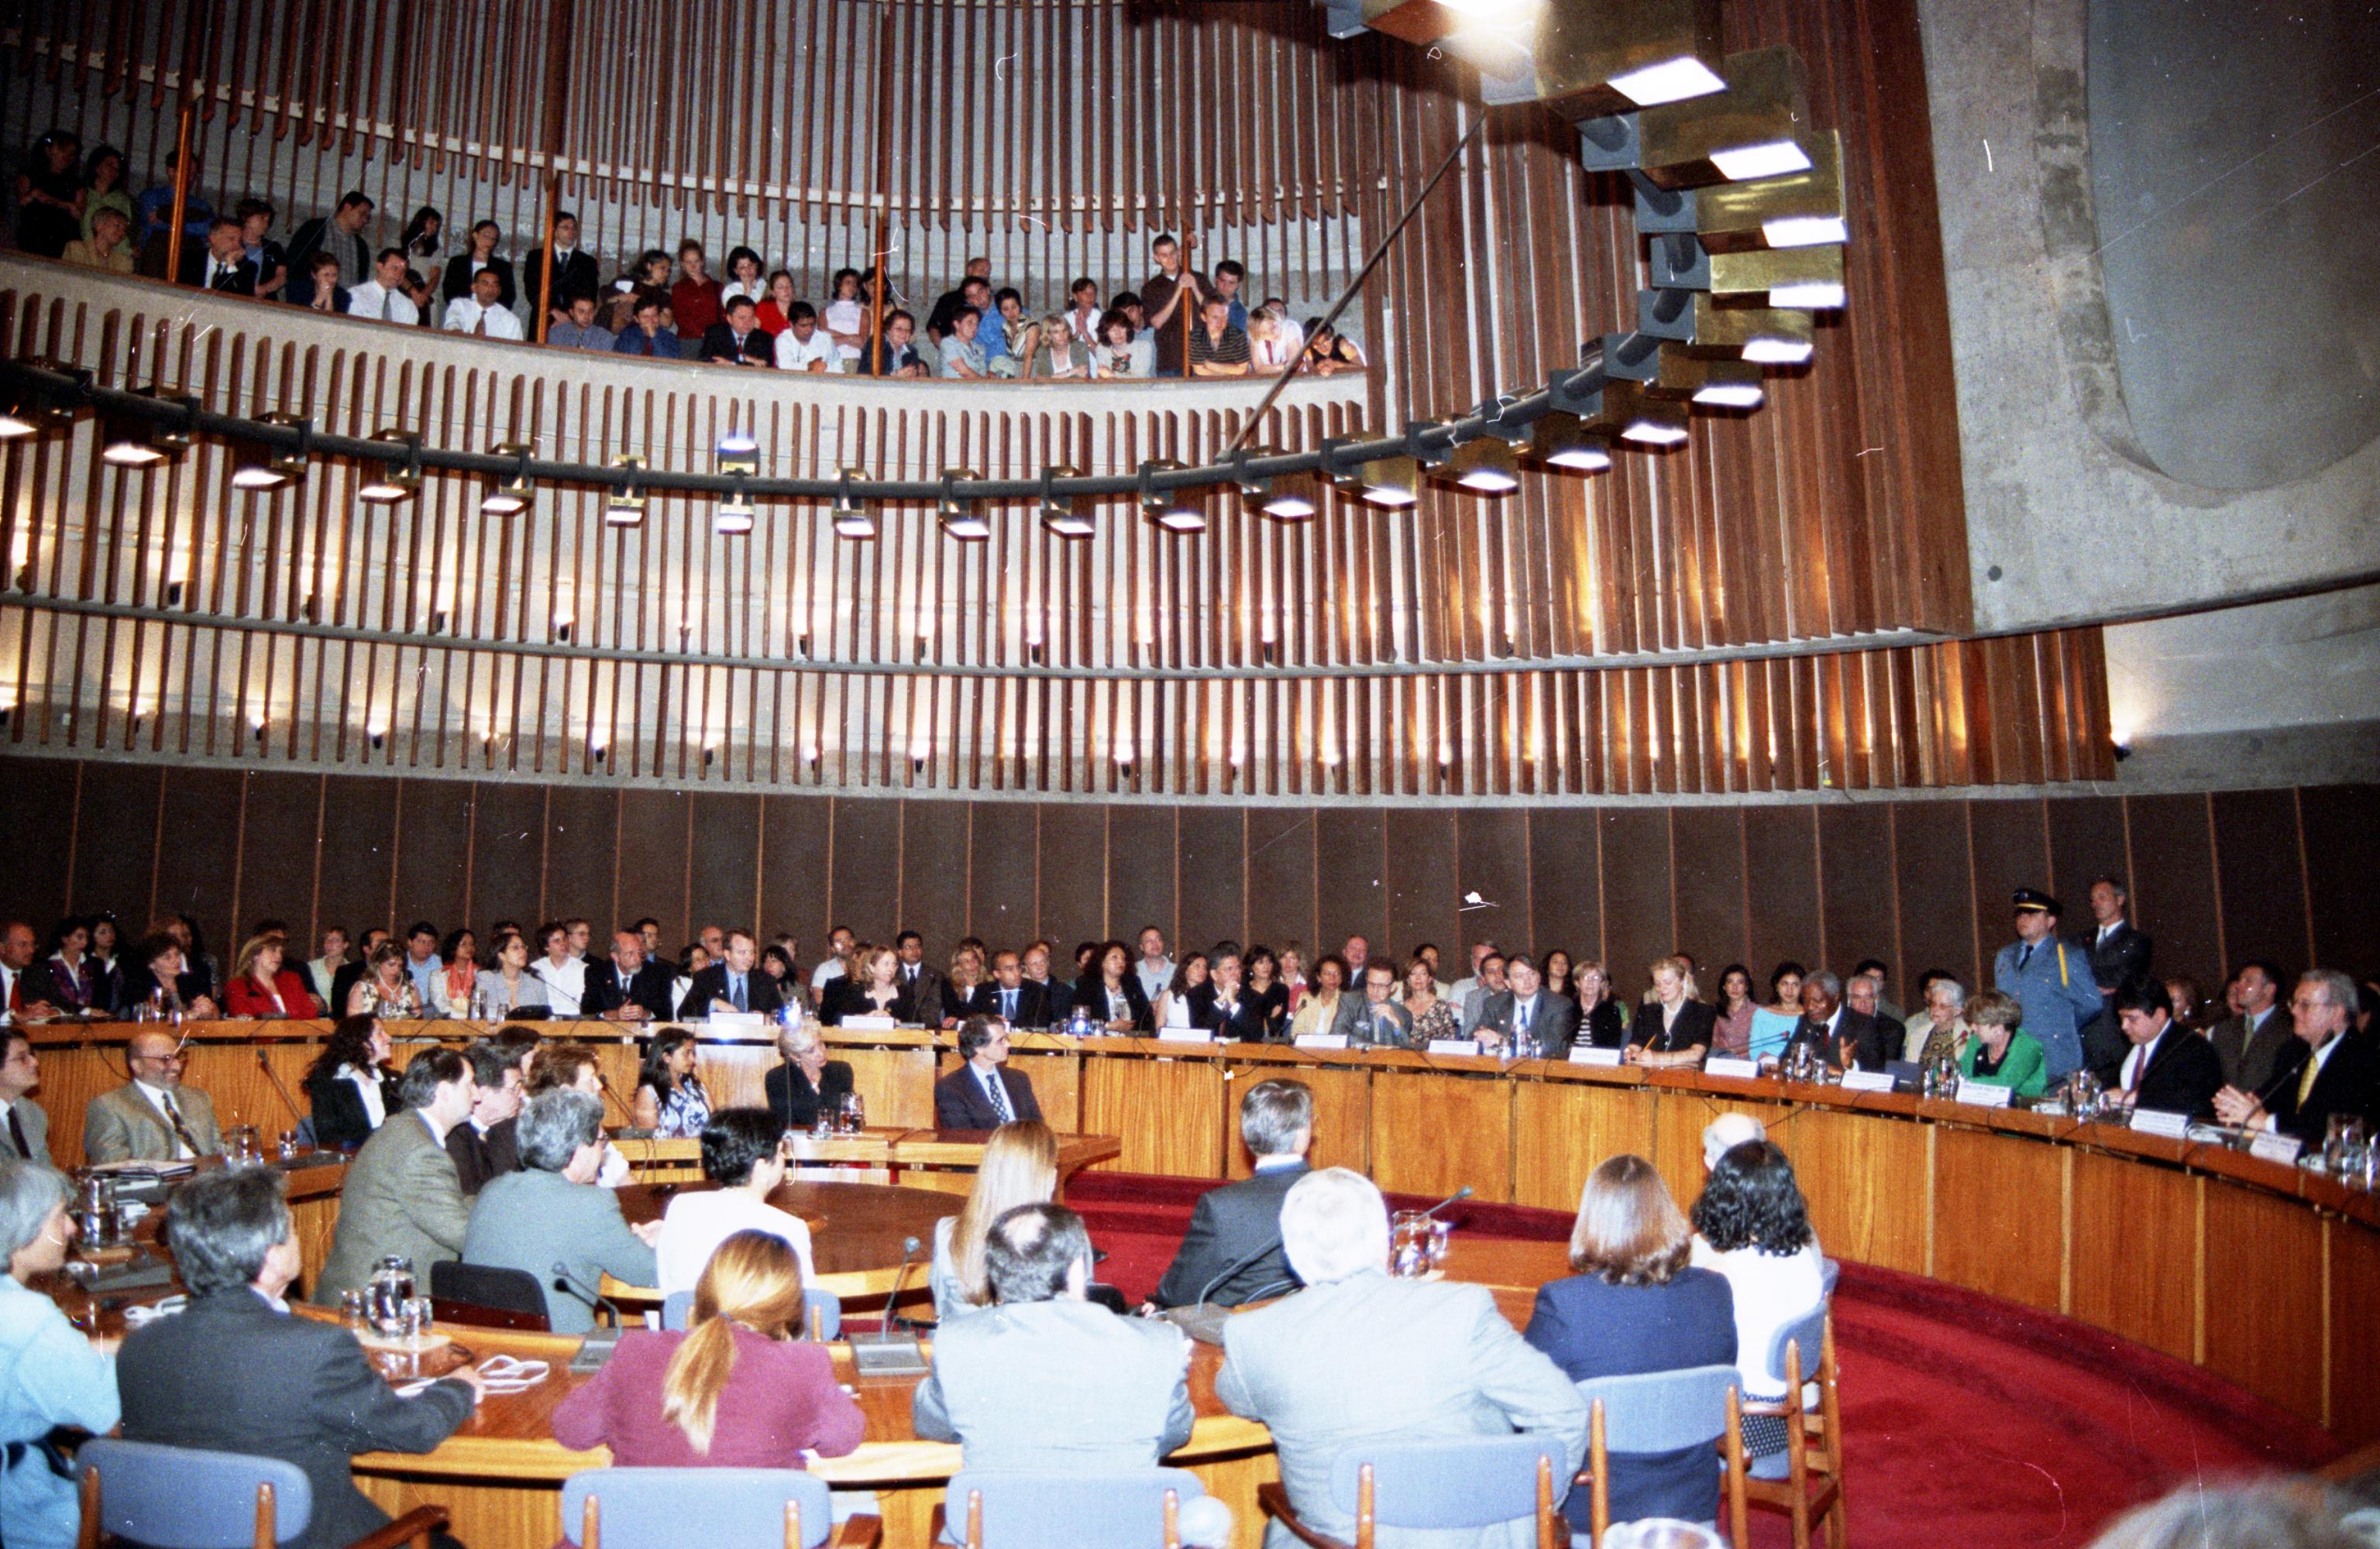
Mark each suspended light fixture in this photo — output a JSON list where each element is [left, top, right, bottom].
[[1139, 459, 1206, 533], [604, 455, 648, 527], [937, 469, 990, 541], [230, 412, 311, 493], [1348, 452, 1420, 508], [1233, 445, 1319, 520], [480, 442, 535, 515], [716, 427, 760, 477], [1528, 411, 1612, 472], [101, 391, 196, 468], [1439, 434, 1522, 496], [716, 476, 756, 535], [1647, 352, 1766, 409], [1578, 46, 1814, 191], [1038, 465, 1095, 538], [357, 428, 421, 504], [0, 362, 76, 440], [831, 467, 875, 539]]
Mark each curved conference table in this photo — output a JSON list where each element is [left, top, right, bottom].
[[24, 1017, 2380, 1547]]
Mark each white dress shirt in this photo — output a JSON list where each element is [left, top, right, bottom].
[[444, 297, 524, 338], [346, 281, 421, 325], [538, 957, 586, 1015], [134, 1080, 197, 1159], [656, 1190, 817, 1295], [775, 325, 837, 371]]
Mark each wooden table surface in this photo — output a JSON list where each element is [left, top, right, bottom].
[[614, 1180, 961, 1281]]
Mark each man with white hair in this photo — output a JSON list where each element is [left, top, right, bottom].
[[1216, 1169, 1587, 1548], [1701, 1111, 1766, 1170]]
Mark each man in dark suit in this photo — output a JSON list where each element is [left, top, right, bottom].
[[678, 929, 784, 1018], [1190, 949, 1272, 1042], [2218, 970, 2374, 1145], [1151, 1078, 1312, 1308], [0, 1026, 52, 1166], [176, 217, 258, 294], [520, 210, 601, 328], [445, 1041, 524, 1197], [2210, 960, 2295, 1097], [967, 949, 1053, 1029], [1480, 954, 1582, 1059], [2111, 979, 2224, 1119], [2083, 875, 2154, 1015], [934, 1015, 1044, 1128], [894, 929, 947, 1017], [698, 295, 775, 367], [585, 928, 676, 1022], [1768, 970, 1892, 1073], [280, 190, 374, 305], [116, 1167, 483, 1549]]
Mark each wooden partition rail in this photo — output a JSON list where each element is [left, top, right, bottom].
[[26, 1018, 2377, 1448]]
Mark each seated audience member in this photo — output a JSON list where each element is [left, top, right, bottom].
[[461, 1089, 660, 1333], [524, 211, 601, 329], [1243, 947, 1291, 1041], [934, 1016, 1044, 1131], [346, 247, 420, 324], [443, 264, 523, 338], [1629, 956, 1718, 1069], [346, 939, 426, 1018], [1154, 953, 1209, 1031], [115, 931, 217, 1019], [552, 1228, 862, 1471], [632, 1026, 714, 1137], [930, 1119, 1058, 1321], [1150, 1079, 1311, 1308], [1904, 976, 1969, 1065], [1690, 1141, 1825, 1453], [292, 249, 349, 314], [1351, 961, 1415, 1049], [655, 1108, 816, 1297], [2210, 960, 2295, 1096], [30, 915, 98, 1014], [927, 272, 991, 343], [773, 301, 837, 372], [440, 218, 516, 310], [754, 270, 798, 334], [0, 1159, 115, 1549], [819, 267, 868, 359], [1458, 951, 1508, 1038], [941, 945, 988, 1029], [223, 932, 322, 1019], [914, 1204, 1223, 1540], [1707, 963, 1757, 1058], [313, 1047, 476, 1303], [301, 1015, 401, 1151], [820, 943, 913, 1025], [1073, 940, 1155, 1032], [2082, 1482, 2368, 1549], [699, 294, 773, 367], [0, 920, 61, 1020], [63, 202, 136, 273], [2, 1029, 51, 1165], [284, 190, 373, 303], [546, 290, 615, 350], [1526, 1155, 1738, 1534], [84, 1029, 222, 1163], [766, 1022, 855, 1132], [1748, 962, 1806, 1064], [1481, 952, 1581, 1057], [176, 215, 257, 294], [1187, 296, 1252, 377], [938, 306, 991, 378], [613, 290, 681, 357], [1701, 1112, 1766, 1169], [967, 948, 1051, 1029], [1217, 1169, 1587, 1544], [446, 1040, 525, 1196], [12, 129, 84, 259], [2215, 970, 2374, 1144], [857, 308, 929, 376], [1091, 308, 1155, 378], [1191, 949, 1271, 1042], [680, 929, 782, 1018], [119, 1166, 483, 1549], [1028, 310, 1092, 376], [523, 1041, 628, 1186], [1851, 960, 1907, 1026], [1957, 989, 2047, 1097], [2110, 978, 2224, 1118], [1288, 953, 1360, 1041], [587, 928, 676, 1021], [473, 929, 548, 1018], [524, 922, 586, 1016], [1766, 970, 1859, 1073]]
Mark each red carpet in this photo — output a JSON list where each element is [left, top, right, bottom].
[[1066, 1173, 2342, 1547]]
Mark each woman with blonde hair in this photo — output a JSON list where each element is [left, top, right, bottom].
[[552, 1228, 862, 1466], [1627, 955, 1717, 1069], [929, 1119, 1058, 1320]]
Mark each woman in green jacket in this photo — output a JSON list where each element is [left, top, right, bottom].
[[1959, 989, 2048, 1097]]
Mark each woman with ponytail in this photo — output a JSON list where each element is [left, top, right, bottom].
[[551, 1229, 863, 1466]]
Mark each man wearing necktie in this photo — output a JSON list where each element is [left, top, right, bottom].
[[1993, 888, 2107, 1084], [0, 1029, 53, 1166], [590, 929, 674, 1022], [934, 1016, 1045, 1128], [176, 217, 256, 295], [893, 931, 946, 1023], [83, 1029, 223, 1163], [442, 266, 525, 340], [1191, 950, 1267, 1042], [967, 950, 1049, 1030], [686, 930, 783, 1020]]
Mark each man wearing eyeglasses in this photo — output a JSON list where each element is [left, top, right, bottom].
[[84, 1028, 224, 1163]]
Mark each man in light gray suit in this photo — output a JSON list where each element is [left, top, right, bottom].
[[84, 1029, 224, 1163], [460, 1088, 659, 1334], [913, 1201, 1230, 1542], [1218, 1168, 1587, 1549], [313, 1047, 476, 1304], [1, 1027, 52, 1166], [1458, 953, 1508, 1037]]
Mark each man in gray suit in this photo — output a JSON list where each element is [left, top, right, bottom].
[[1459, 953, 1508, 1037], [1478, 954, 1581, 1059], [2210, 960, 2296, 1098], [313, 1047, 477, 1303], [1218, 1169, 1587, 1549], [1351, 962, 1415, 1049], [1, 1027, 51, 1166], [84, 1029, 223, 1163], [460, 1088, 659, 1333]]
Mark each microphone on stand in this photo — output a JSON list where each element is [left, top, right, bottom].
[[255, 1049, 305, 1128], [851, 1235, 930, 1376], [1416, 1184, 1474, 1218], [555, 1262, 628, 1372], [595, 1071, 644, 1128]]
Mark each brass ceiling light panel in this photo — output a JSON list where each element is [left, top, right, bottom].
[[715, 478, 757, 535], [1039, 465, 1095, 538], [356, 428, 421, 505], [1601, 46, 1814, 191], [480, 441, 535, 515], [1346, 452, 1421, 509], [1687, 131, 1848, 250], [101, 391, 194, 468], [1648, 352, 1766, 409], [1686, 298, 1815, 363], [1585, 378, 1690, 446], [1710, 245, 1846, 309], [1140, 459, 1208, 533], [1478, 0, 1725, 115], [229, 411, 311, 493], [1438, 435, 1522, 495], [831, 467, 875, 540], [937, 469, 991, 541], [604, 457, 648, 527], [1235, 447, 1321, 520], [1527, 410, 1612, 472]]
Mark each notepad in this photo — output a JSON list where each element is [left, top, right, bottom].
[[2128, 1108, 2189, 1139], [1839, 1070, 1894, 1093], [1957, 1084, 2013, 1108], [1157, 1028, 1213, 1042], [2249, 1132, 2304, 1165]]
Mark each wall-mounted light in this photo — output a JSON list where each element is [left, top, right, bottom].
[[231, 412, 311, 493], [480, 441, 535, 515], [1528, 412, 1612, 472], [357, 428, 421, 504], [716, 477, 756, 536], [831, 467, 875, 539], [606, 455, 648, 527], [937, 469, 990, 541], [1233, 445, 1319, 520], [1578, 46, 1814, 191], [1140, 460, 1206, 532], [1038, 465, 1095, 538], [0, 362, 77, 440], [1437, 434, 1522, 496], [716, 428, 760, 477], [101, 391, 196, 468]]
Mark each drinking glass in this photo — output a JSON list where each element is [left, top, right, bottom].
[[1389, 1211, 1432, 1278], [339, 1288, 370, 1331], [2328, 1115, 2370, 1176]]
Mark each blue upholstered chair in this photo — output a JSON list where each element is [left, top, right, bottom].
[[1573, 1364, 1747, 1546], [934, 1468, 1219, 1548], [1741, 1304, 1847, 1549], [1260, 1432, 1563, 1549], [75, 1437, 448, 1549], [560, 1466, 877, 1549], [658, 1287, 840, 1341]]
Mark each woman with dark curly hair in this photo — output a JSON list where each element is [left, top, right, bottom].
[[1689, 1140, 1825, 1453], [303, 1015, 401, 1150]]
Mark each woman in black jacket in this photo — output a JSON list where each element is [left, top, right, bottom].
[[764, 1022, 856, 1131], [818, 943, 917, 1026], [1071, 940, 1154, 1033], [302, 1015, 401, 1151]]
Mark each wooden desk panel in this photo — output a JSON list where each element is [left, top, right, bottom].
[[2067, 1150, 2199, 1362], [1369, 1070, 1511, 1202], [1223, 1059, 1370, 1180], [1931, 1124, 2064, 1314], [2329, 1219, 2380, 1444], [2203, 1180, 2327, 1423], [1003, 1049, 1084, 1133], [1774, 1106, 1931, 1275], [840, 1044, 941, 1130], [1511, 1079, 1656, 1212], [1081, 1052, 1226, 1177]]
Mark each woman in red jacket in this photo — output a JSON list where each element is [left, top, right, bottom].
[[552, 1228, 863, 1468], [223, 933, 323, 1019]]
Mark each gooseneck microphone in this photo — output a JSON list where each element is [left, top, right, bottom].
[[1416, 1184, 1474, 1219], [555, 1261, 627, 1371], [1194, 1235, 1285, 1309], [851, 1235, 930, 1376]]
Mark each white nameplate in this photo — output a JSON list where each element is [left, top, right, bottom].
[[1840, 1070, 1895, 1093], [840, 1014, 898, 1031], [1704, 1057, 1759, 1080], [2249, 1132, 2304, 1165], [1428, 1039, 1482, 1056], [707, 1011, 765, 1032], [1293, 1034, 1350, 1050], [1569, 1046, 1624, 1067], [2128, 1108, 2190, 1139], [1958, 1083, 2013, 1108], [1157, 1028, 1213, 1042]]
